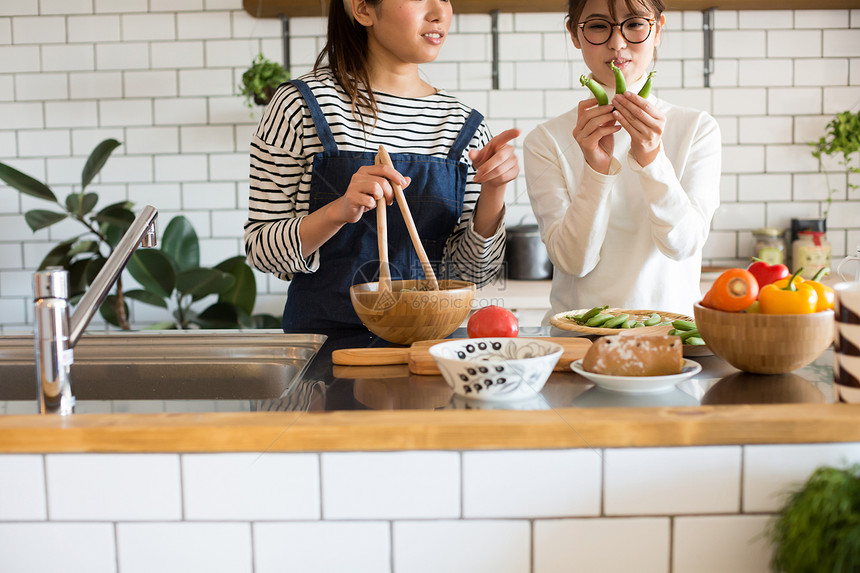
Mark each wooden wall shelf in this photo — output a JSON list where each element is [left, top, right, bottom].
[[244, 0, 860, 19]]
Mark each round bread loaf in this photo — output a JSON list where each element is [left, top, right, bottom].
[[582, 335, 683, 376]]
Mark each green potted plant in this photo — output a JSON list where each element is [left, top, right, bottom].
[[0, 139, 279, 330], [238, 52, 289, 109], [767, 463, 860, 573], [811, 109, 860, 220]]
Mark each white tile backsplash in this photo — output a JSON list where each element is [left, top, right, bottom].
[[672, 516, 772, 573], [2, 444, 860, 572], [534, 518, 670, 573], [321, 451, 460, 519], [0, 522, 116, 573], [254, 522, 391, 573], [117, 522, 252, 573], [393, 520, 530, 573], [45, 453, 182, 520], [462, 449, 601, 518], [68, 15, 120, 43], [604, 446, 742, 515], [0, 455, 46, 520], [182, 452, 320, 520]]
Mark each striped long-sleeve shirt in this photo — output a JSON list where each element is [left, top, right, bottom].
[[243, 70, 505, 288]]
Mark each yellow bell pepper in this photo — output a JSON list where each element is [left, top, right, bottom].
[[770, 267, 835, 312], [758, 268, 818, 315]]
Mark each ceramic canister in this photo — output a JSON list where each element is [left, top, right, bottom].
[[833, 281, 860, 403]]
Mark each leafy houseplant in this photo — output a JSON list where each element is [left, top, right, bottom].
[[811, 109, 860, 220], [767, 464, 860, 573], [0, 138, 279, 330], [239, 52, 289, 109], [126, 215, 280, 330]]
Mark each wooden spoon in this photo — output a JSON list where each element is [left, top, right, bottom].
[[372, 153, 392, 296], [375, 145, 440, 291]]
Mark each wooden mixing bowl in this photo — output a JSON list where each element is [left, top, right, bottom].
[[693, 303, 834, 375], [350, 279, 476, 345]]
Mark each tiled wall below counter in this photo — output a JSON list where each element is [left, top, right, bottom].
[[2, 442, 859, 573]]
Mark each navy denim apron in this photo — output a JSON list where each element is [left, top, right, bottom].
[[282, 79, 484, 333]]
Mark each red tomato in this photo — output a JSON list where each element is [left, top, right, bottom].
[[466, 305, 519, 338]]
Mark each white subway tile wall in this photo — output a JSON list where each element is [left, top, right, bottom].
[[1, 444, 858, 572], [0, 4, 857, 331]]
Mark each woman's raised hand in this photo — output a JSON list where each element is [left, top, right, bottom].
[[336, 164, 409, 224], [469, 128, 521, 191], [572, 97, 622, 175], [611, 91, 666, 167]]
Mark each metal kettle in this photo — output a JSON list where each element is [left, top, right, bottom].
[[505, 221, 553, 280]]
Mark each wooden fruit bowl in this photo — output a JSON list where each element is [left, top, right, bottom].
[[350, 279, 476, 345], [693, 302, 834, 375]]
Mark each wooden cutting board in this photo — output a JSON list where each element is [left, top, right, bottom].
[[331, 337, 592, 375]]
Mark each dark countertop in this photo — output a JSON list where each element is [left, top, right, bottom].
[[301, 326, 835, 413]]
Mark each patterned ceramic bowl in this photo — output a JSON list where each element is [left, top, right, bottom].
[[428, 338, 563, 402]]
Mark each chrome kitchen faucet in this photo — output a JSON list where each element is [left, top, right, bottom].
[[32, 205, 158, 414]]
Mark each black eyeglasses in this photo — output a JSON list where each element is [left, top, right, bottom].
[[577, 17, 656, 45]]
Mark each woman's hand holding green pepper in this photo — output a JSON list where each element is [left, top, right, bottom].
[[610, 90, 666, 167]]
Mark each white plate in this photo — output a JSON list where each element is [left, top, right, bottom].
[[570, 359, 703, 394]]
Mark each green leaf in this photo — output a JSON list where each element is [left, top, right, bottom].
[[98, 294, 128, 328], [161, 216, 199, 273], [38, 238, 76, 270], [0, 162, 57, 202], [93, 201, 135, 228], [127, 249, 176, 299], [65, 192, 99, 217], [175, 268, 235, 302], [84, 256, 107, 286], [193, 302, 241, 329], [81, 139, 121, 191], [123, 288, 169, 309], [68, 239, 99, 257], [24, 209, 67, 232], [215, 256, 256, 315], [67, 259, 91, 298], [251, 313, 282, 329]]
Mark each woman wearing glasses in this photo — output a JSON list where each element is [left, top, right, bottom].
[[523, 0, 721, 320]]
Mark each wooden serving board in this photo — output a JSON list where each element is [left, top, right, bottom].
[[331, 337, 593, 376]]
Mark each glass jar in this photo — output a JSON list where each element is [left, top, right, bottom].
[[752, 227, 786, 266], [792, 231, 831, 279]]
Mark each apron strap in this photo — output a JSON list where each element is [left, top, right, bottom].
[[447, 109, 484, 161], [289, 79, 338, 154]]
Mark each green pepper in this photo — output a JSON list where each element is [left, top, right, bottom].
[[580, 75, 608, 106], [638, 70, 656, 98], [610, 61, 626, 94]]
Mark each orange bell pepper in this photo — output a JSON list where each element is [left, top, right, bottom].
[[702, 268, 759, 312], [770, 267, 834, 312], [758, 268, 818, 314]]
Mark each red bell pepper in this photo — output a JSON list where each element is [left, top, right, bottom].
[[747, 258, 790, 289]]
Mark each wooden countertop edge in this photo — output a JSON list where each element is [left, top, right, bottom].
[[1, 404, 859, 453]]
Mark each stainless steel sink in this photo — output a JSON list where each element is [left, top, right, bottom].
[[0, 330, 326, 414]]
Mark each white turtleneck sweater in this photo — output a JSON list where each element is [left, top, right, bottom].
[[523, 73, 721, 321]]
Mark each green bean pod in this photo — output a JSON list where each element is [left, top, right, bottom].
[[672, 319, 697, 331], [678, 328, 701, 341], [580, 75, 609, 105], [638, 70, 657, 98], [684, 336, 706, 345], [603, 314, 630, 329], [643, 313, 662, 326], [610, 61, 626, 94], [585, 313, 614, 327], [580, 305, 607, 322]]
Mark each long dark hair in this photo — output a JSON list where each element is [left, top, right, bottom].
[[314, 0, 381, 128]]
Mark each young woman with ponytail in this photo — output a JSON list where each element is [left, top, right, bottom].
[[244, 0, 520, 334]]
